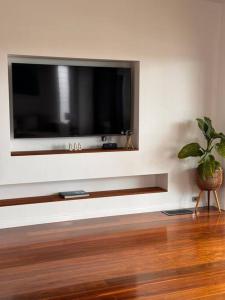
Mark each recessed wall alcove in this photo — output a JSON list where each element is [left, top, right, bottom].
[[0, 173, 168, 206], [8, 55, 140, 153]]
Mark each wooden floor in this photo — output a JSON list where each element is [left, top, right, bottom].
[[0, 208, 225, 299]]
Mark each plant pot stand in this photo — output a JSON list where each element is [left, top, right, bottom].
[[195, 189, 221, 213]]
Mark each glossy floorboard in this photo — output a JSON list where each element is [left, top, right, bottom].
[[0, 207, 224, 299]]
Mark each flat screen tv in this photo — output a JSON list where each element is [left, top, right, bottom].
[[11, 63, 132, 138]]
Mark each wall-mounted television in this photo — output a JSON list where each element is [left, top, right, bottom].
[[11, 62, 132, 138]]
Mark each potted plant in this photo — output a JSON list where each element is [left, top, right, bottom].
[[178, 117, 225, 192]]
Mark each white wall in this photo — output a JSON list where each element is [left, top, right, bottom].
[[0, 0, 223, 227], [212, 0, 225, 209]]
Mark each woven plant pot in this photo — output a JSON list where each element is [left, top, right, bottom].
[[196, 168, 223, 191]]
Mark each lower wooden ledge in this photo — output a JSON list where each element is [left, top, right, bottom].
[[11, 148, 138, 156], [0, 187, 167, 207]]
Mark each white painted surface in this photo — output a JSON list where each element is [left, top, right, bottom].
[[212, 1, 225, 209], [0, 0, 223, 227], [0, 194, 170, 229]]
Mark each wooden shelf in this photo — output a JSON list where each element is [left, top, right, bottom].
[[11, 148, 138, 156], [0, 187, 167, 207]]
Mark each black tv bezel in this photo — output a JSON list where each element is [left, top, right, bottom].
[[9, 60, 135, 139]]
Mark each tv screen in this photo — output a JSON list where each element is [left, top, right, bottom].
[[11, 63, 132, 138]]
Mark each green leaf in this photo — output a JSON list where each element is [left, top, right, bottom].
[[196, 118, 210, 141], [213, 132, 225, 140], [197, 155, 220, 180], [216, 140, 225, 157], [178, 143, 203, 159], [196, 118, 207, 135], [204, 117, 216, 139], [215, 160, 221, 170], [203, 117, 213, 129], [196, 117, 217, 141], [198, 155, 215, 179]]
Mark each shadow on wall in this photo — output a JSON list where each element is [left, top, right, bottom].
[[169, 120, 201, 195], [175, 120, 201, 195]]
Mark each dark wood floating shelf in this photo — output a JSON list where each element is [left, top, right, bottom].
[[0, 187, 167, 207], [11, 147, 138, 156]]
